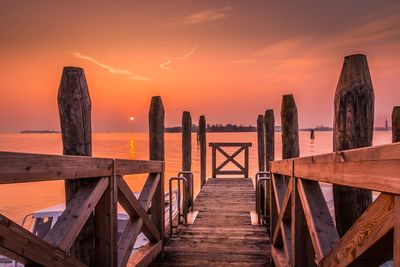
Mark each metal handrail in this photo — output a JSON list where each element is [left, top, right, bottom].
[[169, 176, 188, 237], [255, 171, 270, 225], [177, 171, 194, 212]]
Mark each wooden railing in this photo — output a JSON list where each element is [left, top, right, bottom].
[[269, 142, 400, 267], [0, 151, 164, 267], [209, 142, 251, 178]]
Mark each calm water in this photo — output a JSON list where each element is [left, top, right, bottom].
[[0, 131, 392, 223]]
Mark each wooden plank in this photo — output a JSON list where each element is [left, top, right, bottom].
[[95, 175, 117, 267], [0, 151, 113, 184], [117, 176, 160, 241], [0, 213, 85, 267], [212, 145, 216, 178], [114, 159, 163, 175], [297, 179, 339, 262], [319, 193, 394, 267], [272, 177, 292, 245], [293, 159, 400, 194], [215, 170, 245, 175], [394, 195, 400, 267], [118, 173, 161, 267], [129, 241, 162, 267], [270, 160, 292, 176], [216, 146, 245, 171], [44, 177, 109, 251], [291, 178, 315, 266], [209, 142, 252, 147], [271, 246, 289, 267]]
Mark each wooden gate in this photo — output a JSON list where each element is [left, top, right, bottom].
[[209, 142, 251, 178]]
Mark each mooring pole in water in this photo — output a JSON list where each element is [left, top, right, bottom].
[[182, 111, 192, 212], [392, 107, 400, 142], [264, 109, 274, 227], [333, 54, 374, 237], [281, 94, 314, 266], [58, 67, 94, 265], [149, 96, 165, 246], [310, 129, 315, 139], [199, 115, 206, 188], [257, 114, 265, 172]]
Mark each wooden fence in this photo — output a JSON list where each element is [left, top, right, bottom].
[[269, 142, 400, 267], [209, 142, 251, 178], [0, 151, 164, 267]]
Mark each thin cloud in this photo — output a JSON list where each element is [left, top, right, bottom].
[[71, 52, 151, 80], [160, 46, 197, 71], [182, 6, 232, 25]]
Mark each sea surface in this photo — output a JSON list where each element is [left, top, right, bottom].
[[0, 131, 392, 223]]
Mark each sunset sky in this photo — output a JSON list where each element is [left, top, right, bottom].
[[1, 0, 400, 132]]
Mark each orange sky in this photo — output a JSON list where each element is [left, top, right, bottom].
[[1, 1, 400, 132]]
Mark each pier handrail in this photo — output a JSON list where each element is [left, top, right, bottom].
[[269, 142, 400, 267], [0, 151, 165, 267]]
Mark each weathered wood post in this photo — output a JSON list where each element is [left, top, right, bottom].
[[149, 96, 165, 246], [265, 110, 275, 171], [58, 67, 94, 265], [199, 115, 206, 187], [281, 94, 314, 266], [392, 107, 400, 142], [333, 54, 374, 236], [182, 111, 192, 211], [257, 114, 265, 172], [310, 129, 315, 140], [264, 109, 274, 226]]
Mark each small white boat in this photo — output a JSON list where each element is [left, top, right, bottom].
[[0, 190, 179, 266]]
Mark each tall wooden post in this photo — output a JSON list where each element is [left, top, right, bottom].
[[333, 54, 374, 236], [392, 107, 400, 142], [257, 114, 265, 172], [281, 94, 314, 266], [264, 109, 275, 171], [264, 109, 274, 227], [149, 96, 165, 245], [199, 115, 206, 187], [58, 67, 94, 265], [182, 111, 192, 210]]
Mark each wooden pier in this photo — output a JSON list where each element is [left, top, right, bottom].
[[1, 54, 400, 266], [154, 178, 270, 266]]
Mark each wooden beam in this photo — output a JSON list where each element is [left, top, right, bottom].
[[216, 146, 245, 171], [117, 177, 160, 241], [0, 151, 113, 184], [297, 179, 339, 262], [319, 193, 394, 267], [44, 177, 109, 251], [215, 170, 245, 175], [129, 241, 162, 267], [394, 195, 400, 267], [114, 159, 163, 175], [209, 142, 252, 147], [0, 213, 85, 267], [95, 175, 118, 267], [272, 177, 292, 245], [293, 159, 400, 194], [270, 159, 292, 176], [271, 246, 289, 267], [264, 109, 275, 171], [118, 173, 161, 267]]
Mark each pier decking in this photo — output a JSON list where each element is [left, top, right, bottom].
[[154, 178, 271, 266]]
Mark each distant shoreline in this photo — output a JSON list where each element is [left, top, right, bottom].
[[20, 130, 60, 134]]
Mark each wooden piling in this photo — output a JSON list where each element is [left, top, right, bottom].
[[333, 54, 374, 236], [199, 115, 206, 187], [257, 114, 265, 171], [182, 111, 192, 210], [149, 96, 165, 246], [392, 107, 400, 142], [281, 94, 314, 266], [310, 129, 315, 140], [264, 109, 275, 171], [58, 66, 94, 265]]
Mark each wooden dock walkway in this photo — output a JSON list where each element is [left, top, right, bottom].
[[154, 178, 271, 266]]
